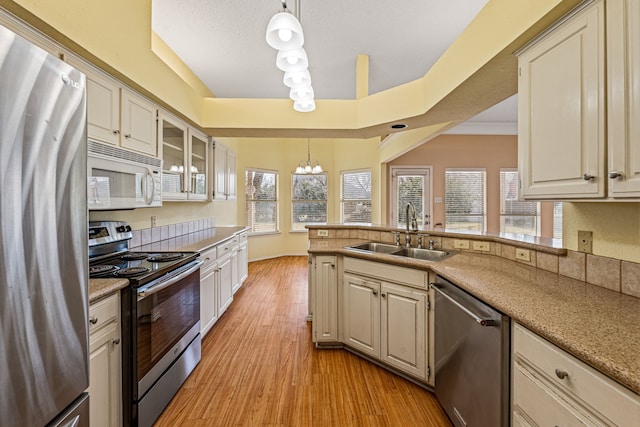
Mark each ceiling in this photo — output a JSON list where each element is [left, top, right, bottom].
[[151, 0, 516, 132]]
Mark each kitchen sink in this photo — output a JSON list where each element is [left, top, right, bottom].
[[395, 247, 457, 261], [348, 242, 404, 254], [346, 242, 457, 261]]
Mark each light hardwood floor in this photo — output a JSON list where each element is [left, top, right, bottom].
[[155, 256, 451, 426]]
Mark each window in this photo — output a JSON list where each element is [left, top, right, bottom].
[[500, 169, 540, 236], [553, 202, 563, 240], [445, 169, 486, 232], [245, 169, 278, 234], [291, 174, 327, 231], [341, 170, 372, 224]]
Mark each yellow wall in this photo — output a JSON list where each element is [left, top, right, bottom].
[[564, 203, 640, 263]]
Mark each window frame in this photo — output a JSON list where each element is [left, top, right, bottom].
[[291, 172, 328, 232], [245, 168, 279, 236], [340, 168, 372, 225]]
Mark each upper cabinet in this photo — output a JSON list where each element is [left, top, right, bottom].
[[517, 0, 605, 199], [67, 58, 158, 156], [159, 110, 210, 201], [517, 0, 640, 200], [212, 141, 237, 200], [607, 0, 640, 197]]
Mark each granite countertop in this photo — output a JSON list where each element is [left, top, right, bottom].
[[308, 239, 640, 395], [88, 278, 129, 303], [88, 226, 249, 302]]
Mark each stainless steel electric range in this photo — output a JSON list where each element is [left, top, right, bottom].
[[89, 221, 202, 427]]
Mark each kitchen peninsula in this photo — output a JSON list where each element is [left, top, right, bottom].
[[307, 224, 640, 424]]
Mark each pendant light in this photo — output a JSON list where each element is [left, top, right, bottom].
[[266, 0, 316, 112], [296, 139, 323, 174]]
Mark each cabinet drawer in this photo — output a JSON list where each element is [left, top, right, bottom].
[[343, 257, 427, 289], [513, 323, 640, 425], [216, 240, 235, 258], [200, 247, 217, 272], [237, 232, 247, 244], [89, 293, 119, 333], [513, 361, 601, 426]]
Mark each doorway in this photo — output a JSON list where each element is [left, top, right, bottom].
[[390, 166, 432, 229]]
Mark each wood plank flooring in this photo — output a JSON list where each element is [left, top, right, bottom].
[[155, 256, 451, 426]]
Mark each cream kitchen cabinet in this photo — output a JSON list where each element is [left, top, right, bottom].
[[88, 293, 122, 427], [517, 0, 606, 199], [518, 0, 640, 200], [310, 255, 338, 343], [342, 257, 428, 381], [199, 246, 218, 336], [234, 231, 249, 293], [68, 58, 157, 156], [216, 240, 235, 316], [512, 323, 640, 426], [606, 0, 640, 197], [159, 111, 210, 201], [212, 141, 237, 200]]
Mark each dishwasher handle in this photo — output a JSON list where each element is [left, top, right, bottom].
[[430, 283, 496, 327]]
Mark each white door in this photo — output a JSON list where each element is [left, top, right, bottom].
[[390, 167, 432, 229]]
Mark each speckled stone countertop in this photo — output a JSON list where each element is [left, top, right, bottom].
[[137, 226, 249, 253], [88, 278, 129, 303], [309, 239, 640, 395], [88, 227, 249, 302]]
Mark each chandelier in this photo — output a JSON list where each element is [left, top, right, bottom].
[[265, 0, 316, 112], [296, 139, 322, 174]]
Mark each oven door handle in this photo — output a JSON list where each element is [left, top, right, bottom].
[[137, 260, 203, 299]]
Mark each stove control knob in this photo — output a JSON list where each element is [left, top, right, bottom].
[[126, 225, 132, 232], [116, 225, 126, 233]]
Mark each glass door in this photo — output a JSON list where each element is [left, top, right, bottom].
[[159, 113, 187, 200], [188, 130, 209, 200], [390, 167, 432, 229]]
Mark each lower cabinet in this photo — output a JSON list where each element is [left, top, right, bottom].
[[200, 247, 218, 336], [512, 322, 640, 426], [311, 255, 338, 343], [88, 293, 122, 427], [217, 252, 234, 315], [342, 262, 428, 381]]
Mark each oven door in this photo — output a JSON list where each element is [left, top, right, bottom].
[[135, 261, 202, 398]]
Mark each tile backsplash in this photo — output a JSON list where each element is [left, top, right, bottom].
[[130, 217, 215, 248]]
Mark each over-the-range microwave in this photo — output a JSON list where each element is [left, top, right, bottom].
[[88, 140, 162, 210]]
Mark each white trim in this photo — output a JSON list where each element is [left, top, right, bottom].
[[444, 121, 517, 135]]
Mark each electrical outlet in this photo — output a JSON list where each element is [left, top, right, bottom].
[[473, 241, 490, 252], [453, 239, 470, 249], [516, 248, 531, 262], [151, 216, 157, 228], [317, 240, 329, 248], [316, 229, 329, 237], [578, 230, 593, 254]]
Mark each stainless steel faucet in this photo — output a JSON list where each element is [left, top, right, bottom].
[[406, 202, 418, 232]]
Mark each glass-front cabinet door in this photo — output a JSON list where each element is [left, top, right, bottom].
[[188, 129, 209, 200], [159, 113, 188, 200]]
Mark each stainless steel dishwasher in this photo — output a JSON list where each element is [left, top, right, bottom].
[[431, 276, 510, 427]]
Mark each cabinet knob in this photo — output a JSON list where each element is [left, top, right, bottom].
[[554, 368, 569, 380], [124, 133, 131, 139], [582, 173, 595, 181], [112, 338, 121, 345], [89, 316, 98, 325], [372, 289, 378, 296], [112, 130, 120, 135], [608, 171, 623, 179], [381, 293, 386, 298]]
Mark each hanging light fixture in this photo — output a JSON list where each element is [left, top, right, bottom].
[[295, 139, 323, 174], [266, 0, 316, 112]]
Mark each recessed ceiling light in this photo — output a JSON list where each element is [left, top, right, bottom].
[[390, 123, 408, 129]]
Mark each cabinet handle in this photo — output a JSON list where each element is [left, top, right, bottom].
[[112, 338, 121, 345], [372, 289, 378, 296], [124, 133, 131, 139], [89, 316, 98, 325], [381, 293, 386, 298], [554, 368, 569, 380], [608, 171, 623, 179], [112, 130, 120, 135], [582, 173, 595, 181]]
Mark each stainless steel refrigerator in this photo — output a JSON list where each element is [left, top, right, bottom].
[[0, 23, 90, 427]]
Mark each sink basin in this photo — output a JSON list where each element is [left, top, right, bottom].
[[395, 247, 457, 261], [346, 242, 457, 261], [348, 242, 403, 254]]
